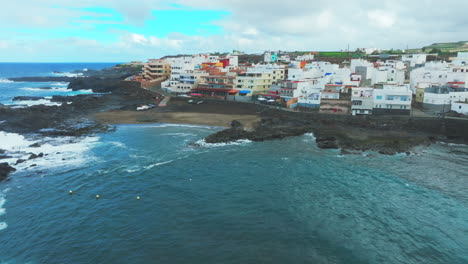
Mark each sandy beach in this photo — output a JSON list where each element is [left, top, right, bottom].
[[93, 110, 260, 129]]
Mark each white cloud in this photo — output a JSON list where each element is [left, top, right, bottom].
[[367, 10, 395, 28], [1, 0, 468, 61]]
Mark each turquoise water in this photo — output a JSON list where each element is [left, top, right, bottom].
[[1, 124, 468, 263]]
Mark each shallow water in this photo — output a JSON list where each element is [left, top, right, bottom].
[[1, 124, 468, 263]]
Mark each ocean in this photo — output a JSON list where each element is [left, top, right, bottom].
[[1, 64, 468, 263]]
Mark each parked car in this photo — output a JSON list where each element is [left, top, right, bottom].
[[196, 100, 204, 104], [188, 100, 196, 104]]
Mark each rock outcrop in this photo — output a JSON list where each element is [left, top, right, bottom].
[[0, 163, 16, 182]]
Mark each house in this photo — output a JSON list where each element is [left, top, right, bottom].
[[296, 53, 315, 61], [319, 84, 351, 115], [373, 85, 412, 115], [235, 68, 275, 96], [351, 87, 374, 115], [451, 52, 468, 66], [451, 100, 468, 115], [143, 59, 171, 80], [402, 54, 427, 67], [409, 61, 450, 92], [191, 72, 237, 98], [371, 66, 405, 86], [422, 86, 453, 110], [264, 51, 278, 63]]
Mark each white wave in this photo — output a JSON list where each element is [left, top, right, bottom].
[[20, 87, 69, 92], [0, 190, 6, 231], [0, 131, 34, 151], [144, 160, 174, 169], [0, 78, 13, 83], [109, 141, 126, 148], [160, 133, 196, 137], [0, 197, 5, 216], [51, 82, 69, 86], [0, 132, 99, 171], [8, 99, 62, 108], [303, 133, 316, 140], [125, 168, 140, 173], [51, 72, 83, 78], [194, 139, 252, 148]]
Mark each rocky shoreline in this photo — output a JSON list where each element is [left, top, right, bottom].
[[2, 65, 468, 180], [204, 107, 468, 155], [0, 65, 157, 180]]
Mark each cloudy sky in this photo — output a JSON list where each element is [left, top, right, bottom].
[[1, 0, 467, 62]]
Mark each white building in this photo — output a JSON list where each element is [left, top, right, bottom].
[[277, 55, 291, 63], [351, 87, 374, 115], [351, 59, 374, 79], [451, 101, 468, 115], [409, 62, 450, 92], [287, 68, 322, 81], [371, 67, 405, 85], [373, 84, 412, 115], [451, 52, 468, 66], [447, 66, 468, 88], [162, 55, 210, 93], [296, 53, 315, 61], [264, 51, 278, 63], [402, 54, 427, 67]]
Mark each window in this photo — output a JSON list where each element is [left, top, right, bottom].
[[387, 96, 394, 100], [376, 96, 383, 100], [352, 100, 362, 106]]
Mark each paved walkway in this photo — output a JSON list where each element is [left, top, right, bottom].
[[158, 96, 171, 107]]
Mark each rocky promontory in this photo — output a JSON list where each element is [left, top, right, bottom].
[[204, 108, 467, 155]]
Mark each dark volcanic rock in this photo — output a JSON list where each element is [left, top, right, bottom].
[[12, 96, 46, 101], [315, 136, 339, 149], [28, 153, 43, 160], [29, 143, 41, 148], [15, 159, 26, 165], [0, 163, 16, 181]]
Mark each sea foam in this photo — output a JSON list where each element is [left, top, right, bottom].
[[194, 139, 252, 148], [51, 72, 83, 78], [0, 78, 13, 83], [0, 131, 99, 171]]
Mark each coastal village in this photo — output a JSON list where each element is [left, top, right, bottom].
[[128, 48, 468, 117]]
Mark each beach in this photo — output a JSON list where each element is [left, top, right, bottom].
[[94, 110, 260, 129]]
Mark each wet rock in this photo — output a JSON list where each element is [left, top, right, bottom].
[[0, 155, 12, 160], [15, 159, 26, 165], [0, 162, 16, 181], [230, 120, 244, 129], [29, 142, 41, 148], [315, 136, 339, 149], [28, 153, 44, 160], [12, 96, 46, 101], [30, 164, 37, 167], [378, 149, 396, 155], [341, 149, 362, 155]]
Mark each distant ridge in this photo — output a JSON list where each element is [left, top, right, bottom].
[[423, 41, 468, 52]]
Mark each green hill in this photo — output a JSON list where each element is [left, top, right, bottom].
[[422, 41, 468, 52]]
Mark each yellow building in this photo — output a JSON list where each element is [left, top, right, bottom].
[[143, 59, 171, 80], [416, 87, 426, 104], [235, 70, 275, 96]]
